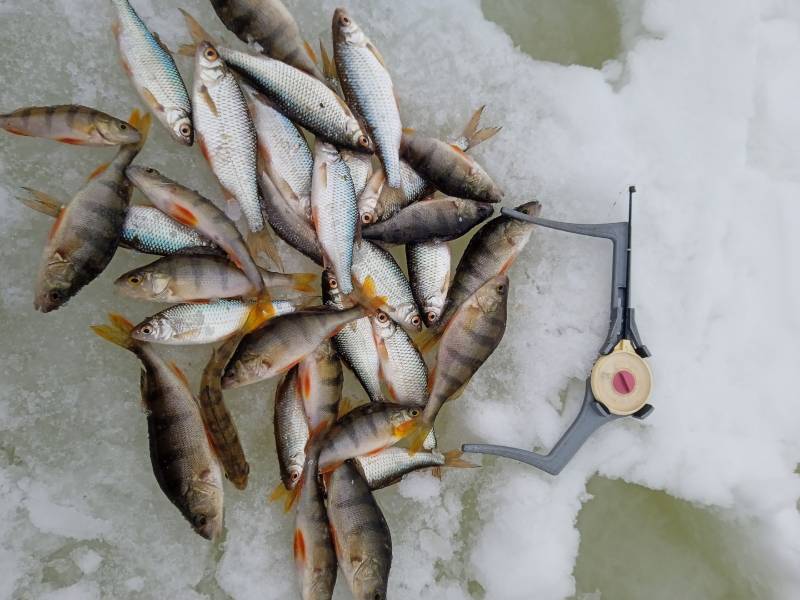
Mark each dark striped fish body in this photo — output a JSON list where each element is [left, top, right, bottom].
[[274, 366, 309, 490], [354, 447, 475, 490], [222, 306, 364, 388], [370, 311, 428, 405], [362, 197, 493, 245], [326, 461, 391, 600], [34, 132, 145, 312], [407, 240, 451, 328], [122, 206, 219, 255], [400, 132, 503, 203], [131, 298, 297, 345], [244, 82, 313, 219], [192, 43, 263, 236], [438, 200, 540, 330], [298, 340, 342, 433], [333, 9, 402, 188], [91, 315, 223, 540], [351, 240, 421, 331], [260, 171, 324, 264], [322, 270, 383, 403], [358, 163, 433, 226], [318, 402, 421, 472], [294, 444, 337, 600], [341, 150, 373, 198], [126, 166, 265, 294], [199, 333, 249, 489], [0, 105, 140, 146], [218, 46, 371, 151], [311, 140, 358, 295], [111, 0, 192, 145], [209, 0, 325, 81], [422, 275, 509, 425], [114, 254, 314, 302]]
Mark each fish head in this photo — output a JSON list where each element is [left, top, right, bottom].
[[96, 115, 142, 146], [283, 458, 304, 490], [464, 200, 494, 222], [131, 314, 175, 342], [313, 139, 340, 165], [503, 200, 541, 245], [34, 252, 77, 313], [389, 405, 422, 430], [184, 466, 224, 540], [114, 267, 172, 300], [221, 353, 269, 389], [332, 8, 367, 47], [167, 108, 193, 146], [421, 293, 446, 328], [196, 42, 226, 85], [321, 269, 347, 308], [370, 310, 397, 341], [348, 121, 374, 152], [393, 302, 422, 332], [475, 274, 509, 314], [351, 557, 389, 600]]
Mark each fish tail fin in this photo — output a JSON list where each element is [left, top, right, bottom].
[[127, 109, 152, 149], [268, 481, 287, 503], [430, 467, 443, 479], [242, 292, 276, 334], [179, 8, 217, 46], [319, 39, 337, 82], [247, 227, 284, 272], [91, 313, 138, 351], [459, 105, 501, 150], [16, 187, 62, 217], [351, 274, 388, 315], [288, 272, 318, 294], [443, 449, 479, 469], [284, 483, 302, 512], [404, 420, 433, 455]]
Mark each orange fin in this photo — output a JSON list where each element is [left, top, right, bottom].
[[269, 481, 288, 503], [293, 529, 306, 564], [443, 449, 479, 469], [431, 467, 443, 480], [16, 187, 63, 217], [319, 39, 337, 81], [199, 85, 218, 117], [405, 421, 433, 455], [169, 204, 199, 227], [289, 273, 317, 294], [177, 43, 196, 57], [242, 293, 276, 334], [303, 39, 318, 64], [402, 127, 416, 135], [90, 313, 136, 350], [47, 206, 67, 241], [87, 163, 109, 181], [352, 274, 389, 314], [416, 328, 441, 354], [285, 483, 302, 512], [336, 396, 355, 420], [57, 137, 83, 145]]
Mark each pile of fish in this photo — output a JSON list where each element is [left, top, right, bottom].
[[2, 1, 540, 597]]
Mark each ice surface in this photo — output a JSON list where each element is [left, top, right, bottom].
[[1, 0, 800, 599]]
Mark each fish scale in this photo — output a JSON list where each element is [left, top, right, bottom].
[[219, 46, 370, 150], [121, 206, 219, 255], [111, 0, 192, 145], [354, 447, 445, 490], [333, 9, 402, 188], [407, 240, 451, 328], [311, 141, 358, 294], [192, 44, 263, 234], [370, 313, 428, 405], [274, 367, 309, 490]]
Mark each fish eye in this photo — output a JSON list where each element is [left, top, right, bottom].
[[140, 325, 153, 335], [127, 275, 142, 284], [496, 283, 506, 293], [376, 312, 388, 323], [358, 135, 370, 148], [290, 472, 300, 482], [340, 15, 351, 26], [328, 276, 338, 289], [48, 290, 62, 301], [194, 514, 207, 527], [120, 123, 127, 130], [179, 124, 191, 137], [204, 47, 218, 61], [410, 315, 421, 327], [426, 311, 437, 324], [361, 213, 372, 224], [145, 167, 155, 174], [409, 409, 420, 417]]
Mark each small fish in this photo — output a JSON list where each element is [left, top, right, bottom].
[[188, 40, 280, 267], [244, 82, 313, 220], [222, 306, 365, 388], [199, 333, 250, 490], [326, 461, 391, 600], [298, 340, 342, 433], [274, 366, 309, 491], [409, 275, 509, 452], [0, 105, 141, 146], [341, 150, 373, 197], [318, 402, 421, 473], [126, 166, 266, 295], [370, 311, 428, 405], [111, 0, 192, 145], [16, 188, 220, 257], [351, 240, 421, 331], [407, 240, 451, 328], [333, 8, 402, 188], [437, 200, 540, 331], [294, 443, 337, 600], [354, 447, 476, 490], [115, 255, 315, 302], [322, 270, 383, 402], [131, 298, 296, 345], [358, 105, 500, 225], [91, 314, 223, 539], [311, 140, 358, 294], [33, 112, 151, 312], [363, 197, 493, 245], [208, 0, 326, 81], [400, 131, 503, 203], [216, 45, 372, 151]]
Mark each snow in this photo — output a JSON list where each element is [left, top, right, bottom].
[[1, 0, 800, 598]]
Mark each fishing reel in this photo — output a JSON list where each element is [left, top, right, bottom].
[[462, 187, 653, 475]]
